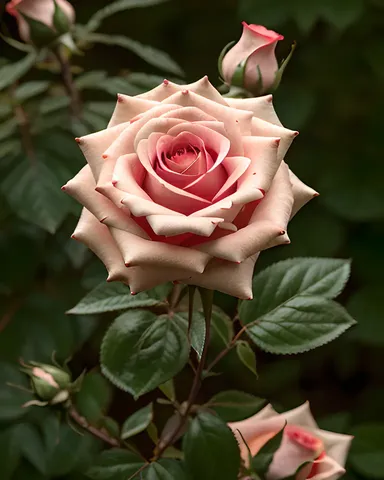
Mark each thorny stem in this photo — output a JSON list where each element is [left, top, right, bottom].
[[153, 288, 213, 460], [205, 324, 248, 373], [54, 46, 81, 119]]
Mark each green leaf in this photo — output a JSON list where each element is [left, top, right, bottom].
[[85, 0, 169, 32], [156, 459, 191, 480], [68, 282, 169, 315], [85, 33, 184, 76], [0, 53, 37, 91], [16, 424, 46, 474], [177, 310, 206, 358], [349, 423, 384, 478], [0, 34, 35, 53], [0, 427, 22, 480], [251, 425, 285, 475], [183, 412, 240, 480], [101, 310, 189, 397], [240, 258, 351, 324], [244, 295, 356, 354], [159, 378, 175, 402], [2, 159, 72, 233], [14, 81, 50, 102], [39, 95, 71, 115], [0, 118, 18, 142], [211, 308, 234, 348], [86, 449, 145, 480], [206, 390, 266, 422], [0, 362, 33, 422], [144, 463, 173, 480], [74, 372, 112, 424], [236, 341, 257, 376], [121, 403, 153, 440]]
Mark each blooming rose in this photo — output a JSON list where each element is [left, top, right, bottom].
[[63, 77, 317, 298], [6, 0, 75, 43], [222, 22, 284, 95], [229, 403, 353, 479]]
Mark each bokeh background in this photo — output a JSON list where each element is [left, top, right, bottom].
[[0, 0, 383, 478]]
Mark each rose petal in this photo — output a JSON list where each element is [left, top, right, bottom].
[[112, 153, 152, 200], [121, 193, 183, 217], [183, 254, 259, 299], [309, 455, 346, 480], [108, 95, 160, 127], [76, 122, 130, 180], [251, 117, 298, 162], [160, 106, 216, 123], [212, 156, 251, 202], [289, 169, 319, 218], [109, 227, 211, 273], [63, 165, 147, 237], [146, 214, 224, 237], [226, 95, 283, 126]]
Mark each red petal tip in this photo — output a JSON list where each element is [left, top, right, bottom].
[[99, 217, 107, 224], [112, 179, 118, 186], [163, 79, 169, 85], [182, 89, 189, 95], [313, 192, 320, 197], [259, 188, 265, 195], [266, 94, 273, 103], [102, 154, 108, 159], [247, 296, 252, 301], [117, 93, 124, 102], [61, 185, 66, 191], [131, 292, 136, 296], [75, 137, 81, 144], [279, 230, 286, 235], [293, 131, 300, 137], [274, 138, 281, 146], [71, 234, 76, 239]]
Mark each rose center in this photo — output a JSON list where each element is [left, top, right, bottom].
[[167, 144, 201, 174]]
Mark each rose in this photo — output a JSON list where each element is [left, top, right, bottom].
[[229, 403, 353, 479], [6, 0, 75, 43], [221, 22, 284, 95], [63, 76, 317, 298]]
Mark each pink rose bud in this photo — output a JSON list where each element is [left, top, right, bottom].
[[221, 22, 284, 95], [6, 0, 75, 44], [229, 403, 353, 479]]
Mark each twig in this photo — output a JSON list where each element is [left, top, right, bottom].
[[153, 289, 213, 460], [69, 406, 120, 447], [127, 463, 149, 480], [54, 46, 81, 119], [205, 324, 248, 374]]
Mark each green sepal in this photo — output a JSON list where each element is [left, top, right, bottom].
[[53, 0, 71, 34], [217, 40, 235, 80], [19, 12, 58, 47], [280, 461, 312, 479], [251, 423, 286, 475], [270, 41, 297, 92], [230, 58, 248, 88]]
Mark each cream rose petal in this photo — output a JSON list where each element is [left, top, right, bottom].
[[108, 95, 160, 127], [289, 169, 319, 218], [225, 95, 282, 126]]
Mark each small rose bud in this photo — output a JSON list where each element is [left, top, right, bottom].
[[220, 22, 284, 96], [22, 362, 71, 403], [6, 0, 75, 45]]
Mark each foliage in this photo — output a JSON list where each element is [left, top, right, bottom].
[[0, 0, 383, 478]]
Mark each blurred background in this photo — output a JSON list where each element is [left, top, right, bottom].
[[0, 0, 383, 478]]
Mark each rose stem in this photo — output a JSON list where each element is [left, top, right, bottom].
[[153, 288, 213, 460], [54, 46, 81, 119]]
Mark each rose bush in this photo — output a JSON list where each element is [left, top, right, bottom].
[[222, 22, 284, 95], [63, 77, 317, 298], [229, 403, 353, 479], [6, 0, 75, 43]]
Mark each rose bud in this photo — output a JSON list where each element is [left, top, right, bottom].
[[229, 402, 353, 479], [221, 22, 285, 96], [6, 0, 75, 45], [21, 361, 72, 406]]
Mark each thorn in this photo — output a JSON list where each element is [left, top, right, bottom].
[[102, 154, 108, 159], [117, 93, 124, 103], [182, 89, 189, 95], [163, 79, 169, 85], [75, 137, 81, 144]]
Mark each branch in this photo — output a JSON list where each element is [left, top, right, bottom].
[[153, 288, 213, 460], [205, 324, 248, 374], [54, 47, 81, 119], [68, 406, 120, 447]]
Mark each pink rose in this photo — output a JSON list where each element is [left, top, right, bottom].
[[63, 77, 317, 298], [6, 0, 75, 43], [229, 403, 353, 479], [222, 22, 284, 95]]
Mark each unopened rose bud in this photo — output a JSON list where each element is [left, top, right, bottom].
[[6, 0, 75, 45], [22, 362, 71, 404], [220, 22, 284, 96]]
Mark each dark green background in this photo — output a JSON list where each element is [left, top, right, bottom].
[[0, 0, 383, 478]]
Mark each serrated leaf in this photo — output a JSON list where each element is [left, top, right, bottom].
[[177, 311, 206, 358], [251, 425, 285, 475], [0, 53, 37, 91], [68, 282, 168, 315], [85, 0, 169, 33], [236, 341, 257, 376], [15, 81, 50, 102], [245, 295, 356, 354], [206, 390, 266, 422], [349, 423, 384, 478], [85, 33, 184, 76], [211, 308, 234, 348], [240, 258, 351, 326], [183, 412, 240, 480], [121, 403, 153, 440], [1, 160, 72, 233], [101, 310, 189, 397]]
